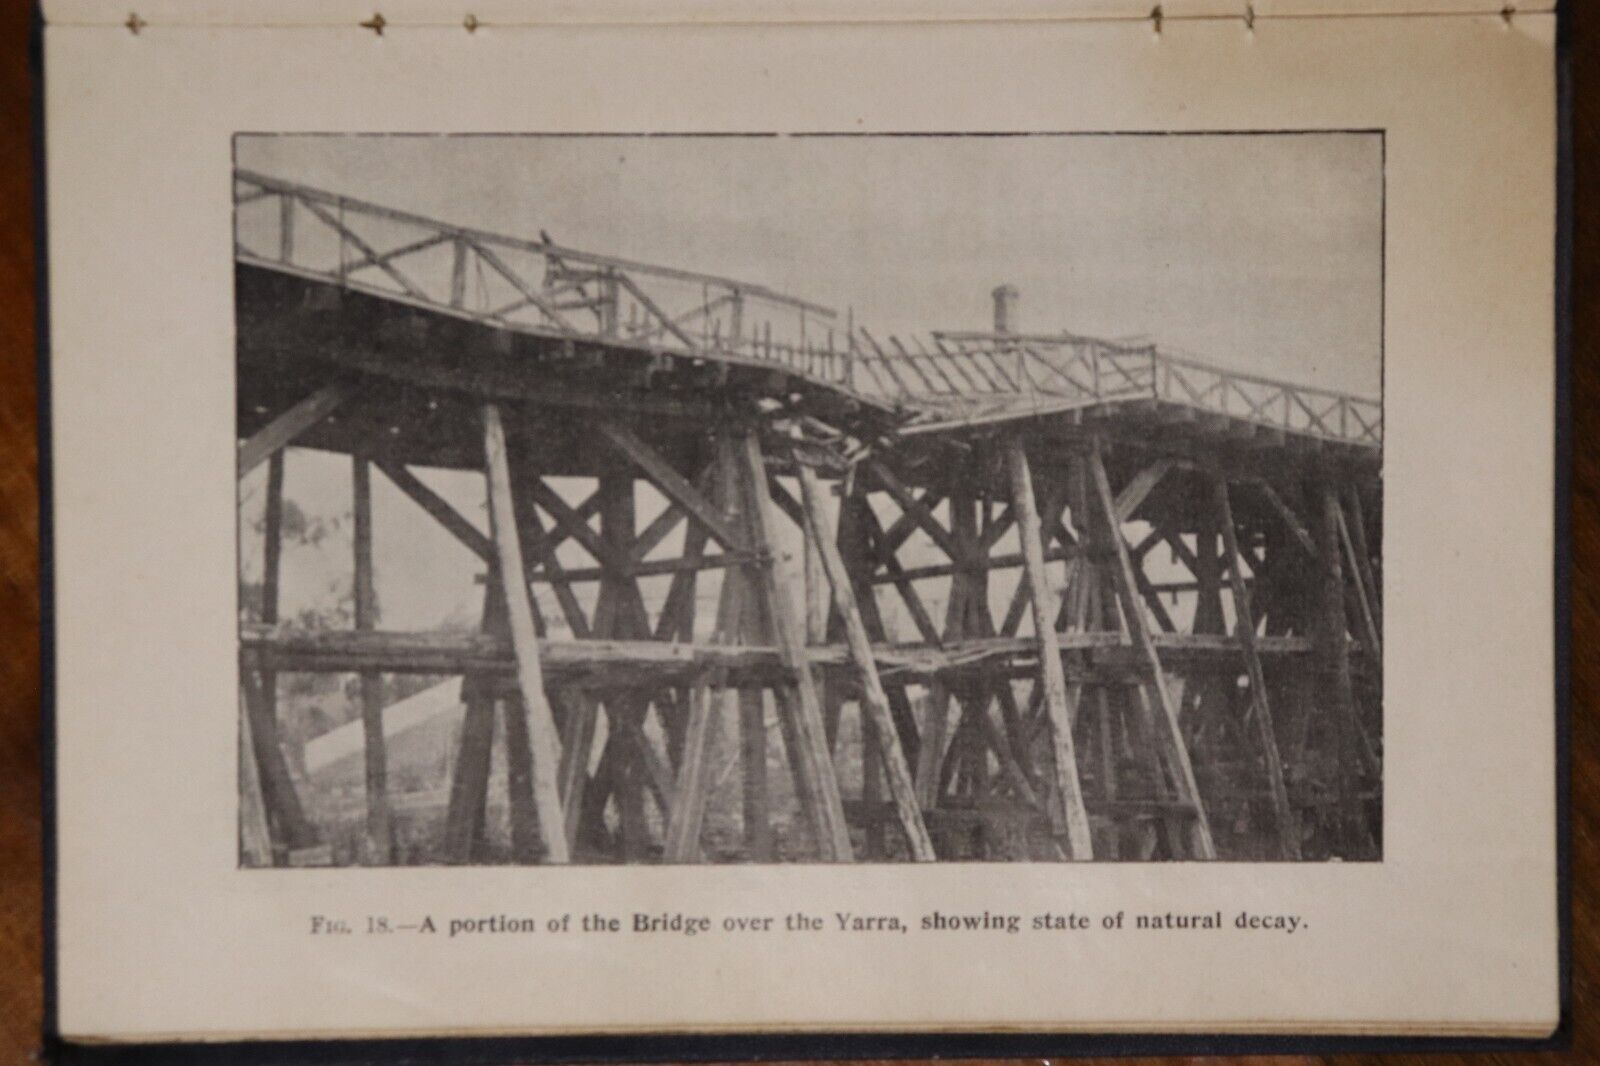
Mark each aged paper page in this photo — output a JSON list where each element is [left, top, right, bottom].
[[44, 0, 1559, 1043]]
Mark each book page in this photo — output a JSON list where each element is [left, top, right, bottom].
[[43, 0, 1560, 1045]]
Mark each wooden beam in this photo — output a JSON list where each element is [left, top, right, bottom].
[[1318, 481, 1379, 849], [245, 453, 319, 855], [798, 465, 935, 861], [599, 423, 747, 552], [1114, 460, 1173, 522], [376, 460, 493, 562], [352, 456, 393, 864], [1215, 477, 1300, 860], [762, 474, 808, 533], [631, 501, 687, 564], [867, 460, 962, 560], [662, 457, 745, 862], [515, 488, 592, 641], [244, 624, 1332, 681], [878, 489, 945, 558], [238, 381, 352, 477], [482, 404, 569, 863], [237, 689, 274, 866], [654, 515, 711, 642], [804, 517, 830, 645], [1257, 481, 1317, 556], [443, 562, 505, 865], [1089, 439, 1216, 859], [736, 433, 853, 861], [526, 479, 613, 569], [262, 452, 286, 625], [615, 272, 701, 351], [468, 239, 579, 335], [839, 494, 923, 762], [1344, 482, 1382, 636], [872, 543, 1076, 584], [1336, 498, 1383, 662], [1005, 441, 1094, 860], [596, 467, 657, 862], [738, 685, 773, 862]]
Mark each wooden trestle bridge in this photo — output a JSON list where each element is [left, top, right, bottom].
[[235, 171, 1383, 866]]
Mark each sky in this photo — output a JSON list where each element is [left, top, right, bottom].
[[237, 133, 1383, 632]]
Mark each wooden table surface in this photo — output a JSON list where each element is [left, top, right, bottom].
[[0, 2, 1591, 1062]]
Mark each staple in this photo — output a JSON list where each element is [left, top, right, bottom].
[[1243, 4, 1256, 32], [464, 13, 480, 33], [361, 12, 387, 35], [124, 11, 145, 34], [1150, 4, 1163, 37], [1500, 4, 1515, 26]]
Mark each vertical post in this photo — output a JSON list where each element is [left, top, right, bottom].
[[450, 237, 468, 308], [1318, 480, 1373, 855], [238, 687, 274, 866], [600, 270, 620, 336], [352, 456, 393, 864], [839, 494, 922, 758], [262, 453, 285, 628], [482, 404, 570, 863], [804, 498, 830, 646], [599, 467, 656, 860], [443, 572, 504, 863], [1088, 439, 1217, 859], [1345, 482, 1381, 636], [1214, 477, 1300, 860], [798, 465, 936, 861], [663, 456, 744, 862], [1181, 498, 1226, 743], [735, 432, 854, 861], [738, 686, 773, 861], [1336, 499, 1382, 662], [278, 194, 294, 263], [244, 452, 319, 857], [1004, 440, 1094, 860], [729, 290, 744, 350], [846, 308, 857, 389]]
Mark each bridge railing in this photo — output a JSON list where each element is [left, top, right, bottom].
[[234, 171, 1380, 445], [898, 332, 1381, 445], [1155, 352, 1383, 445], [233, 170, 845, 380]]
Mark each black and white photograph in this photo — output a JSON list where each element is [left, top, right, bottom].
[[234, 132, 1384, 868]]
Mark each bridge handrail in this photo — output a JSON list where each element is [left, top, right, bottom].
[[234, 171, 1380, 446], [236, 169, 834, 318]]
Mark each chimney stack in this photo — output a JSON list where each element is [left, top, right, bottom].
[[992, 284, 1019, 335]]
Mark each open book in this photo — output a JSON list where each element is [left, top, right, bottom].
[[42, 0, 1565, 1057]]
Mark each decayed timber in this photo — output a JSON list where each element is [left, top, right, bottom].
[[482, 404, 570, 863], [237, 689, 274, 866], [1004, 439, 1094, 860], [1214, 476, 1299, 860], [798, 464, 936, 861], [442, 576, 502, 863], [1089, 439, 1217, 860], [243, 452, 318, 858], [377, 459, 493, 562], [238, 381, 353, 477], [241, 624, 1337, 683], [662, 446, 745, 862], [1318, 481, 1377, 854], [352, 455, 393, 865], [736, 433, 854, 861]]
